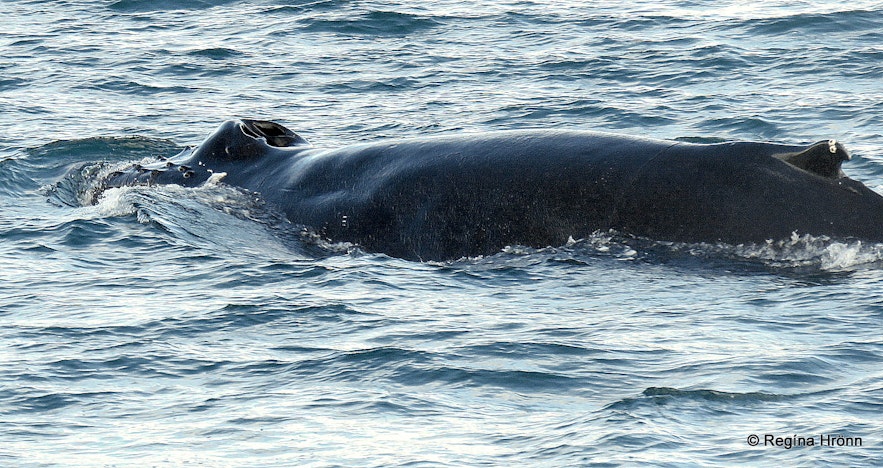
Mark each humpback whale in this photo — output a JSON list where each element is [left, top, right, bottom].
[[94, 119, 883, 260]]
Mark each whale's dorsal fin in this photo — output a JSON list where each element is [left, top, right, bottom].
[[776, 139, 850, 179]]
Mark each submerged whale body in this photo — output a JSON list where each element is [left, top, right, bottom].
[[96, 119, 883, 260]]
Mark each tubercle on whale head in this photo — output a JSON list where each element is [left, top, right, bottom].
[[96, 146, 212, 197]]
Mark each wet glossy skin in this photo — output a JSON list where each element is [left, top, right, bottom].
[[98, 119, 883, 260]]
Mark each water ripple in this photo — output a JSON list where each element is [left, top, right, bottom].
[[3, 1, 883, 466]]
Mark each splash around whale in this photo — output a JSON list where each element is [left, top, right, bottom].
[[91, 119, 883, 261]]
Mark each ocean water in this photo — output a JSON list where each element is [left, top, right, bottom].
[[2, 0, 883, 466]]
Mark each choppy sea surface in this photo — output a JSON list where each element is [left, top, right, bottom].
[[3, 1, 883, 466]]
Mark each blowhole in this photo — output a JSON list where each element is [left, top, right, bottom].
[[239, 119, 310, 148]]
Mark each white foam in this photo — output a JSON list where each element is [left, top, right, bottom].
[[94, 186, 139, 218], [680, 232, 883, 271], [205, 171, 227, 186], [552, 231, 883, 271]]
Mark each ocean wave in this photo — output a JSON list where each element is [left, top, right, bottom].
[[0, 77, 26, 92], [262, 0, 358, 15], [301, 10, 443, 36], [744, 9, 882, 36], [671, 233, 883, 271], [473, 231, 883, 273], [108, 0, 237, 13], [184, 47, 244, 60], [605, 387, 801, 410], [29, 137, 181, 167], [76, 78, 197, 96], [88, 183, 307, 259]]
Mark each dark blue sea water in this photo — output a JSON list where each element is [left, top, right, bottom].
[[3, 1, 883, 466]]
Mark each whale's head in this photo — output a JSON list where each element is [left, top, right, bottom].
[[98, 119, 309, 193]]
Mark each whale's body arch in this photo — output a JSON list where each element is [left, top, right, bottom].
[[97, 119, 883, 260]]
